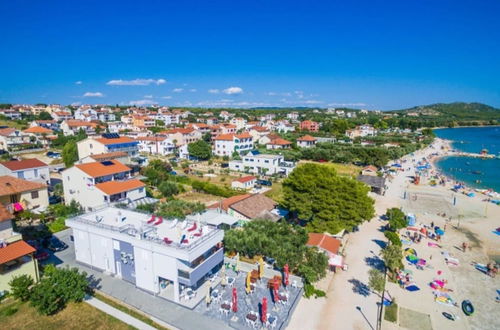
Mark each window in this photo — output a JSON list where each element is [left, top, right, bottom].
[[34, 169, 38, 177], [89, 143, 93, 149], [17, 171, 24, 179], [139, 188, 144, 193], [31, 191, 39, 199]]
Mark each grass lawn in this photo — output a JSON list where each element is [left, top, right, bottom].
[[0, 119, 27, 130], [298, 160, 361, 177], [177, 191, 222, 205], [264, 182, 283, 203], [384, 302, 398, 323], [0, 299, 133, 330]]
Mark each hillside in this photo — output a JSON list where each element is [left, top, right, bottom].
[[392, 102, 500, 120]]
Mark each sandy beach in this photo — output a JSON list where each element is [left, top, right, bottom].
[[288, 138, 500, 330]]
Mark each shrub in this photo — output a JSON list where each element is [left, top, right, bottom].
[[303, 283, 326, 299], [48, 217, 67, 233], [384, 231, 402, 246], [384, 300, 398, 323], [9, 275, 34, 302], [158, 181, 179, 197], [386, 208, 406, 231]]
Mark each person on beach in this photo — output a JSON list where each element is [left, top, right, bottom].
[[462, 242, 468, 252]]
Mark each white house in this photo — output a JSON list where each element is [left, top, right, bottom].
[[75, 108, 98, 122], [346, 124, 377, 139], [229, 152, 296, 176], [0, 159, 50, 185], [51, 111, 73, 122], [213, 133, 253, 157], [297, 135, 317, 148], [77, 134, 139, 160], [0, 128, 32, 152], [229, 117, 247, 130], [135, 136, 176, 156], [62, 160, 147, 210], [60, 120, 100, 136], [231, 176, 256, 190], [66, 207, 224, 303], [107, 121, 130, 133]]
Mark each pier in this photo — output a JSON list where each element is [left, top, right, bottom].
[[449, 151, 498, 159]]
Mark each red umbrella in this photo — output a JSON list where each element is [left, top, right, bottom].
[[261, 297, 267, 323], [273, 281, 280, 302], [284, 264, 289, 287], [232, 287, 238, 312]]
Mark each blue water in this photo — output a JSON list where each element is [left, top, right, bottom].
[[434, 126, 500, 192]]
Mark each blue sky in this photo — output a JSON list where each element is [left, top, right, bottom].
[[1, 0, 499, 109]]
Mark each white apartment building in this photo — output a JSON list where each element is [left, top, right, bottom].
[[66, 207, 224, 303], [135, 136, 176, 156], [60, 120, 100, 136], [161, 128, 202, 146], [107, 121, 130, 133], [229, 117, 247, 130], [346, 124, 377, 139], [77, 134, 139, 159], [229, 151, 296, 176], [213, 133, 254, 157], [0, 128, 32, 152], [62, 160, 146, 210], [0, 159, 50, 185], [51, 111, 73, 122]]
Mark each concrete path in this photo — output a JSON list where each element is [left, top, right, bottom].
[[86, 296, 157, 330]]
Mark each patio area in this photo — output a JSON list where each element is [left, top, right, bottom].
[[193, 265, 303, 330]]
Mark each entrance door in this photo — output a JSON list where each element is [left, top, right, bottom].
[[115, 261, 122, 277]]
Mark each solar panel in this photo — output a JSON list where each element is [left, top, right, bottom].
[[102, 133, 120, 139], [101, 161, 114, 166]]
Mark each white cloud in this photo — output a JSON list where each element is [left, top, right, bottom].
[[208, 89, 220, 94], [303, 100, 323, 105], [172, 88, 184, 93], [161, 96, 172, 99], [75, 81, 83, 85], [71, 102, 82, 106], [267, 92, 291, 97], [83, 92, 104, 97], [222, 86, 243, 95], [327, 102, 367, 107], [294, 90, 304, 99], [144, 95, 153, 99], [128, 99, 158, 106], [196, 99, 269, 108], [106, 78, 166, 86], [189, 89, 197, 92]]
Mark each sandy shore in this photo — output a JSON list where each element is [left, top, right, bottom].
[[287, 138, 500, 330]]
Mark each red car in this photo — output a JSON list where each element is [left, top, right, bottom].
[[34, 249, 49, 261]]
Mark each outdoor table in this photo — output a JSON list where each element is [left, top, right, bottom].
[[227, 277, 235, 287], [246, 313, 258, 321], [221, 303, 231, 310]]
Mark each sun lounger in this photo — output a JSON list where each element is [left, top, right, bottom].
[[163, 237, 172, 244], [169, 219, 178, 228], [154, 216, 163, 225], [187, 222, 197, 232], [147, 215, 156, 224]]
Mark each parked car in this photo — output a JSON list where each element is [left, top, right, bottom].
[[44, 236, 68, 252], [256, 179, 272, 186], [220, 163, 229, 168], [46, 151, 61, 159], [49, 195, 62, 205], [34, 249, 50, 261]]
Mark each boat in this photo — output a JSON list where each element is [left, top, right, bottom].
[[471, 170, 482, 175], [443, 312, 457, 321], [462, 300, 474, 316]]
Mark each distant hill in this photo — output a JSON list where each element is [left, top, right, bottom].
[[391, 102, 500, 120]]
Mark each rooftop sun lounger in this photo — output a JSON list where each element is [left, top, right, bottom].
[[154, 216, 163, 225], [147, 215, 156, 224]]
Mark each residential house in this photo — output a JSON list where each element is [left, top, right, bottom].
[[213, 133, 253, 156], [78, 151, 130, 165], [186, 123, 211, 135], [0, 159, 50, 185], [0, 176, 49, 212], [0, 109, 22, 120], [273, 121, 295, 133], [249, 126, 271, 143], [51, 111, 73, 122], [62, 160, 147, 210], [229, 151, 296, 176], [361, 165, 378, 176], [346, 124, 377, 139], [77, 134, 139, 159], [161, 128, 202, 146], [0, 205, 39, 292], [60, 120, 100, 136], [66, 207, 224, 303], [231, 176, 256, 190], [286, 112, 299, 121], [266, 138, 292, 150], [210, 124, 237, 139], [29, 120, 59, 131], [74, 108, 98, 122], [132, 115, 155, 129], [356, 175, 386, 195], [299, 120, 319, 132], [22, 126, 55, 147], [135, 136, 176, 156], [107, 121, 130, 133], [0, 128, 33, 152], [210, 194, 279, 223], [297, 135, 317, 148], [230, 117, 247, 130], [306, 233, 343, 269]]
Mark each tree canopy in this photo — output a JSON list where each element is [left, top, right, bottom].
[[62, 140, 78, 167], [224, 220, 328, 283], [282, 163, 374, 233], [187, 140, 212, 160]]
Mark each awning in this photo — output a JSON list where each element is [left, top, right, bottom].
[[328, 254, 343, 267]]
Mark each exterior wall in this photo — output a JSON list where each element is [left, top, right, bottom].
[[227, 208, 250, 221], [62, 167, 105, 209], [0, 220, 13, 240], [231, 180, 255, 190], [0, 166, 50, 184], [14, 189, 49, 210], [77, 139, 107, 159], [0, 255, 38, 292]]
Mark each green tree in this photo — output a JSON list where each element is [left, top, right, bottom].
[[37, 111, 52, 120], [9, 274, 34, 301], [282, 163, 375, 233], [30, 265, 89, 315], [386, 208, 406, 231], [381, 244, 403, 272], [368, 268, 385, 294], [62, 140, 78, 167], [187, 140, 212, 160], [158, 181, 179, 197]]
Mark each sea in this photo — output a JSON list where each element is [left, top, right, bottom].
[[433, 126, 500, 192]]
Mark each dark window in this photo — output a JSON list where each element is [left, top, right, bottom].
[[31, 191, 39, 199]]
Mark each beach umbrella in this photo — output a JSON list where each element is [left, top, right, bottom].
[[235, 253, 240, 274], [232, 287, 238, 312], [205, 284, 211, 305], [245, 272, 252, 294], [261, 297, 268, 323], [284, 264, 289, 287], [259, 257, 265, 279], [221, 267, 227, 287], [273, 283, 280, 303]]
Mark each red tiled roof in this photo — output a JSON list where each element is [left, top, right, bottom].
[[162, 128, 195, 135], [236, 132, 252, 139], [75, 160, 131, 178], [213, 133, 234, 141], [250, 126, 269, 132], [65, 120, 98, 127], [89, 151, 128, 160], [0, 176, 47, 196], [268, 138, 292, 146], [297, 135, 317, 142], [95, 179, 145, 195], [1, 159, 48, 171], [94, 136, 135, 145], [0, 128, 16, 137], [236, 176, 256, 183], [23, 126, 53, 134], [0, 240, 36, 264], [209, 194, 251, 211], [307, 233, 341, 255]]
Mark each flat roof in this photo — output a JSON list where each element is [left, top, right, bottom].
[[69, 207, 219, 250]]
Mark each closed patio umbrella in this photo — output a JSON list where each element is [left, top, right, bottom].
[[261, 297, 267, 323], [259, 257, 265, 279], [232, 287, 238, 312]]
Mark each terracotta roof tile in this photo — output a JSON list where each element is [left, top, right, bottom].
[[89, 151, 128, 160], [230, 194, 277, 219], [23, 126, 53, 134], [74, 160, 131, 178], [297, 135, 317, 142], [268, 138, 292, 145], [94, 136, 135, 145], [307, 233, 341, 255], [1, 159, 48, 171], [0, 176, 47, 196], [95, 179, 145, 195], [235, 176, 256, 183], [0, 240, 36, 264]]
